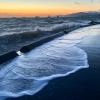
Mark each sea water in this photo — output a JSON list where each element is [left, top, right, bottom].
[[0, 24, 93, 99]]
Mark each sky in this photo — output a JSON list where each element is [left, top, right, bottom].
[[0, 0, 100, 17]]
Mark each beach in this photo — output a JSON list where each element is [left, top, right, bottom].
[[0, 0, 100, 99], [6, 25, 100, 100]]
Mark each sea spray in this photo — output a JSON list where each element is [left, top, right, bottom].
[[16, 51, 23, 56]]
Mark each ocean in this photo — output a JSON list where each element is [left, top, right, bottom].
[[0, 17, 100, 100]]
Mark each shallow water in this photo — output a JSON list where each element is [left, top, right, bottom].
[[1, 24, 100, 99]]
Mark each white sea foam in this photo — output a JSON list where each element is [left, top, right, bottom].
[[0, 24, 95, 99], [16, 51, 23, 56]]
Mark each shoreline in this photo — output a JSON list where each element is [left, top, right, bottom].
[[6, 24, 100, 100]]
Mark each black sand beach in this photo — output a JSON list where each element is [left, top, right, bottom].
[[6, 25, 100, 100]]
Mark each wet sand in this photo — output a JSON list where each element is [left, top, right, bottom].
[[6, 25, 100, 100]]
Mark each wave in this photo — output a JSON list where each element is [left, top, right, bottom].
[[33, 21, 89, 33], [0, 20, 90, 37], [0, 26, 89, 99], [0, 20, 91, 58]]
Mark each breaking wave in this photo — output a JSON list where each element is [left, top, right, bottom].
[[0, 18, 90, 36]]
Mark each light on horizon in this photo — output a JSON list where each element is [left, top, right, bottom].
[[0, 0, 100, 17]]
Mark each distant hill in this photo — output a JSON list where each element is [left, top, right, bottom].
[[64, 11, 100, 21]]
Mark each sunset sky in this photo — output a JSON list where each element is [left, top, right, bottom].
[[0, 0, 100, 17]]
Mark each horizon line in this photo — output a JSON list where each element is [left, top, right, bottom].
[[0, 10, 99, 18]]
